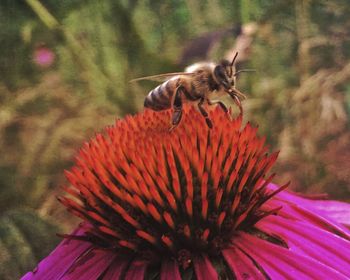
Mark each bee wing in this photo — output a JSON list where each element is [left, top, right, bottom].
[[129, 72, 195, 83]]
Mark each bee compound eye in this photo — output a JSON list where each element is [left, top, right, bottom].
[[214, 66, 226, 80]]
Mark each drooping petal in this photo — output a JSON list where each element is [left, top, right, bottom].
[[161, 259, 181, 280], [267, 183, 350, 227], [306, 200, 350, 226], [60, 249, 116, 280], [193, 255, 218, 280], [21, 225, 93, 280], [102, 257, 130, 280], [124, 259, 148, 280], [222, 247, 265, 280], [264, 188, 350, 239], [256, 215, 350, 278], [233, 233, 349, 280]]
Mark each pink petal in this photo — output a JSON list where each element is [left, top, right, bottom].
[[298, 200, 350, 226], [124, 259, 148, 280], [233, 233, 349, 280], [267, 183, 350, 227], [256, 215, 350, 278], [265, 195, 350, 239], [193, 255, 218, 280], [222, 247, 265, 280], [21, 225, 93, 280], [161, 259, 181, 280], [60, 249, 116, 280], [102, 257, 130, 280]]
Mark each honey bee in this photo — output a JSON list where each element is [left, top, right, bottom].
[[131, 52, 249, 129]]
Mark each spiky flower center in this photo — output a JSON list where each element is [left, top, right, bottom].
[[60, 106, 286, 267]]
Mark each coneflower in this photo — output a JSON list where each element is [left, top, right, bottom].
[[22, 106, 350, 279]]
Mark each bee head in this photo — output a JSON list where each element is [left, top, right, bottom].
[[214, 52, 238, 91]]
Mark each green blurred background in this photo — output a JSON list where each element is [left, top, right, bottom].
[[0, 0, 349, 277]]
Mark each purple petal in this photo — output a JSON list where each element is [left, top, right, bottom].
[[60, 249, 116, 280], [233, 232, 349, 279], [102, 257, 130, 280], [193, 255, 218, 280], [124, 259, 148, 280], [298, 200, 350, 226], [21, 225, 93, 280], [161, 259, 181, 280], [265, 194, 350, 239], [267, 183, 350, 227], [256, 215, 350, 278], [222, 247, 265, 280]]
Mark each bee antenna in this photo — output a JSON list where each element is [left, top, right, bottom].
[[230, 52, 239, 67], [233, 69, 256, 76]]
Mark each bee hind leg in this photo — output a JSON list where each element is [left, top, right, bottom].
[[198, 98, 213, 128], [170, 86, 184, 130]]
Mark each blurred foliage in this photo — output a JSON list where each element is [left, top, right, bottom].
[[0, 209, 60, 279], [0, 0, 349, 272]]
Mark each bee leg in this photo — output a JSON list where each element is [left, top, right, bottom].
[[170, 86, 184, 129], [198, 98, 213, 128], [231, 87, 247, 100], [227, 90, 243, 115], [232, 95, 243, 115], [207, 99, 231, 120], [207, 99, 229, 114]]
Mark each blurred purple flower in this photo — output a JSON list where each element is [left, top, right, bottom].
[[33, 46, 55, 68], [22, 106, 350, 279]]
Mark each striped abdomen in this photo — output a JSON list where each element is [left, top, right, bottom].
[[144, 79, 178, 111]]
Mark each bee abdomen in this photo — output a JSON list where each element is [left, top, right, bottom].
[[144, 80, 175, 111]]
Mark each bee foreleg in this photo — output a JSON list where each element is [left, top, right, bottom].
[[227, 91, 243, 115], [198, 98, 213, 128], [231, 87, 247, 100], [233, 95, 243, 115], [171, 86, 184, 128]]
